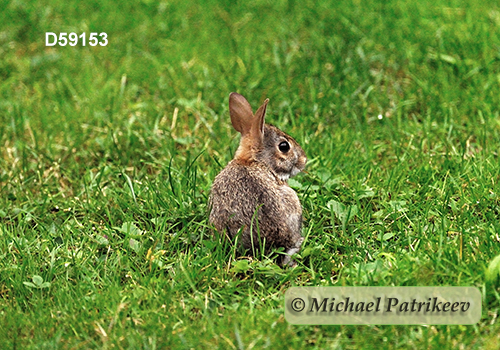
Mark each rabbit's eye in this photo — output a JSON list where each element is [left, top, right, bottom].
[[279, 141, 290, 153]]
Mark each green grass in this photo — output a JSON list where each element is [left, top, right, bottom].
[[2, 0, 500, 348]]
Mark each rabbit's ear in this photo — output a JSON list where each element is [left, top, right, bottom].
[[229, 93, 269, 162], [229, 92, 253, 136], [254, 98, 269, 140]]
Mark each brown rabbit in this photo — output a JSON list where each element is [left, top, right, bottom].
[[209, 92, 307, 266]]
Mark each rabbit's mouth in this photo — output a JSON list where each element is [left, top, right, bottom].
[[287, 164, 305, 179], [277, 164, 304, 181], [278, 173, 291, 181], [291, 156, 307, 177]]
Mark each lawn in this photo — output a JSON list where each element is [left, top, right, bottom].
[[1, 0, 500, 348]]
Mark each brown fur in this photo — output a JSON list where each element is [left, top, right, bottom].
[[209, 93, 307, 265]]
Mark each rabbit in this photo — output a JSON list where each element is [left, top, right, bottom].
[[209, 92, 307, 266]]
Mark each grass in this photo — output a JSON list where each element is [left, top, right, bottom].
[[2, 0, 500, 348]]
